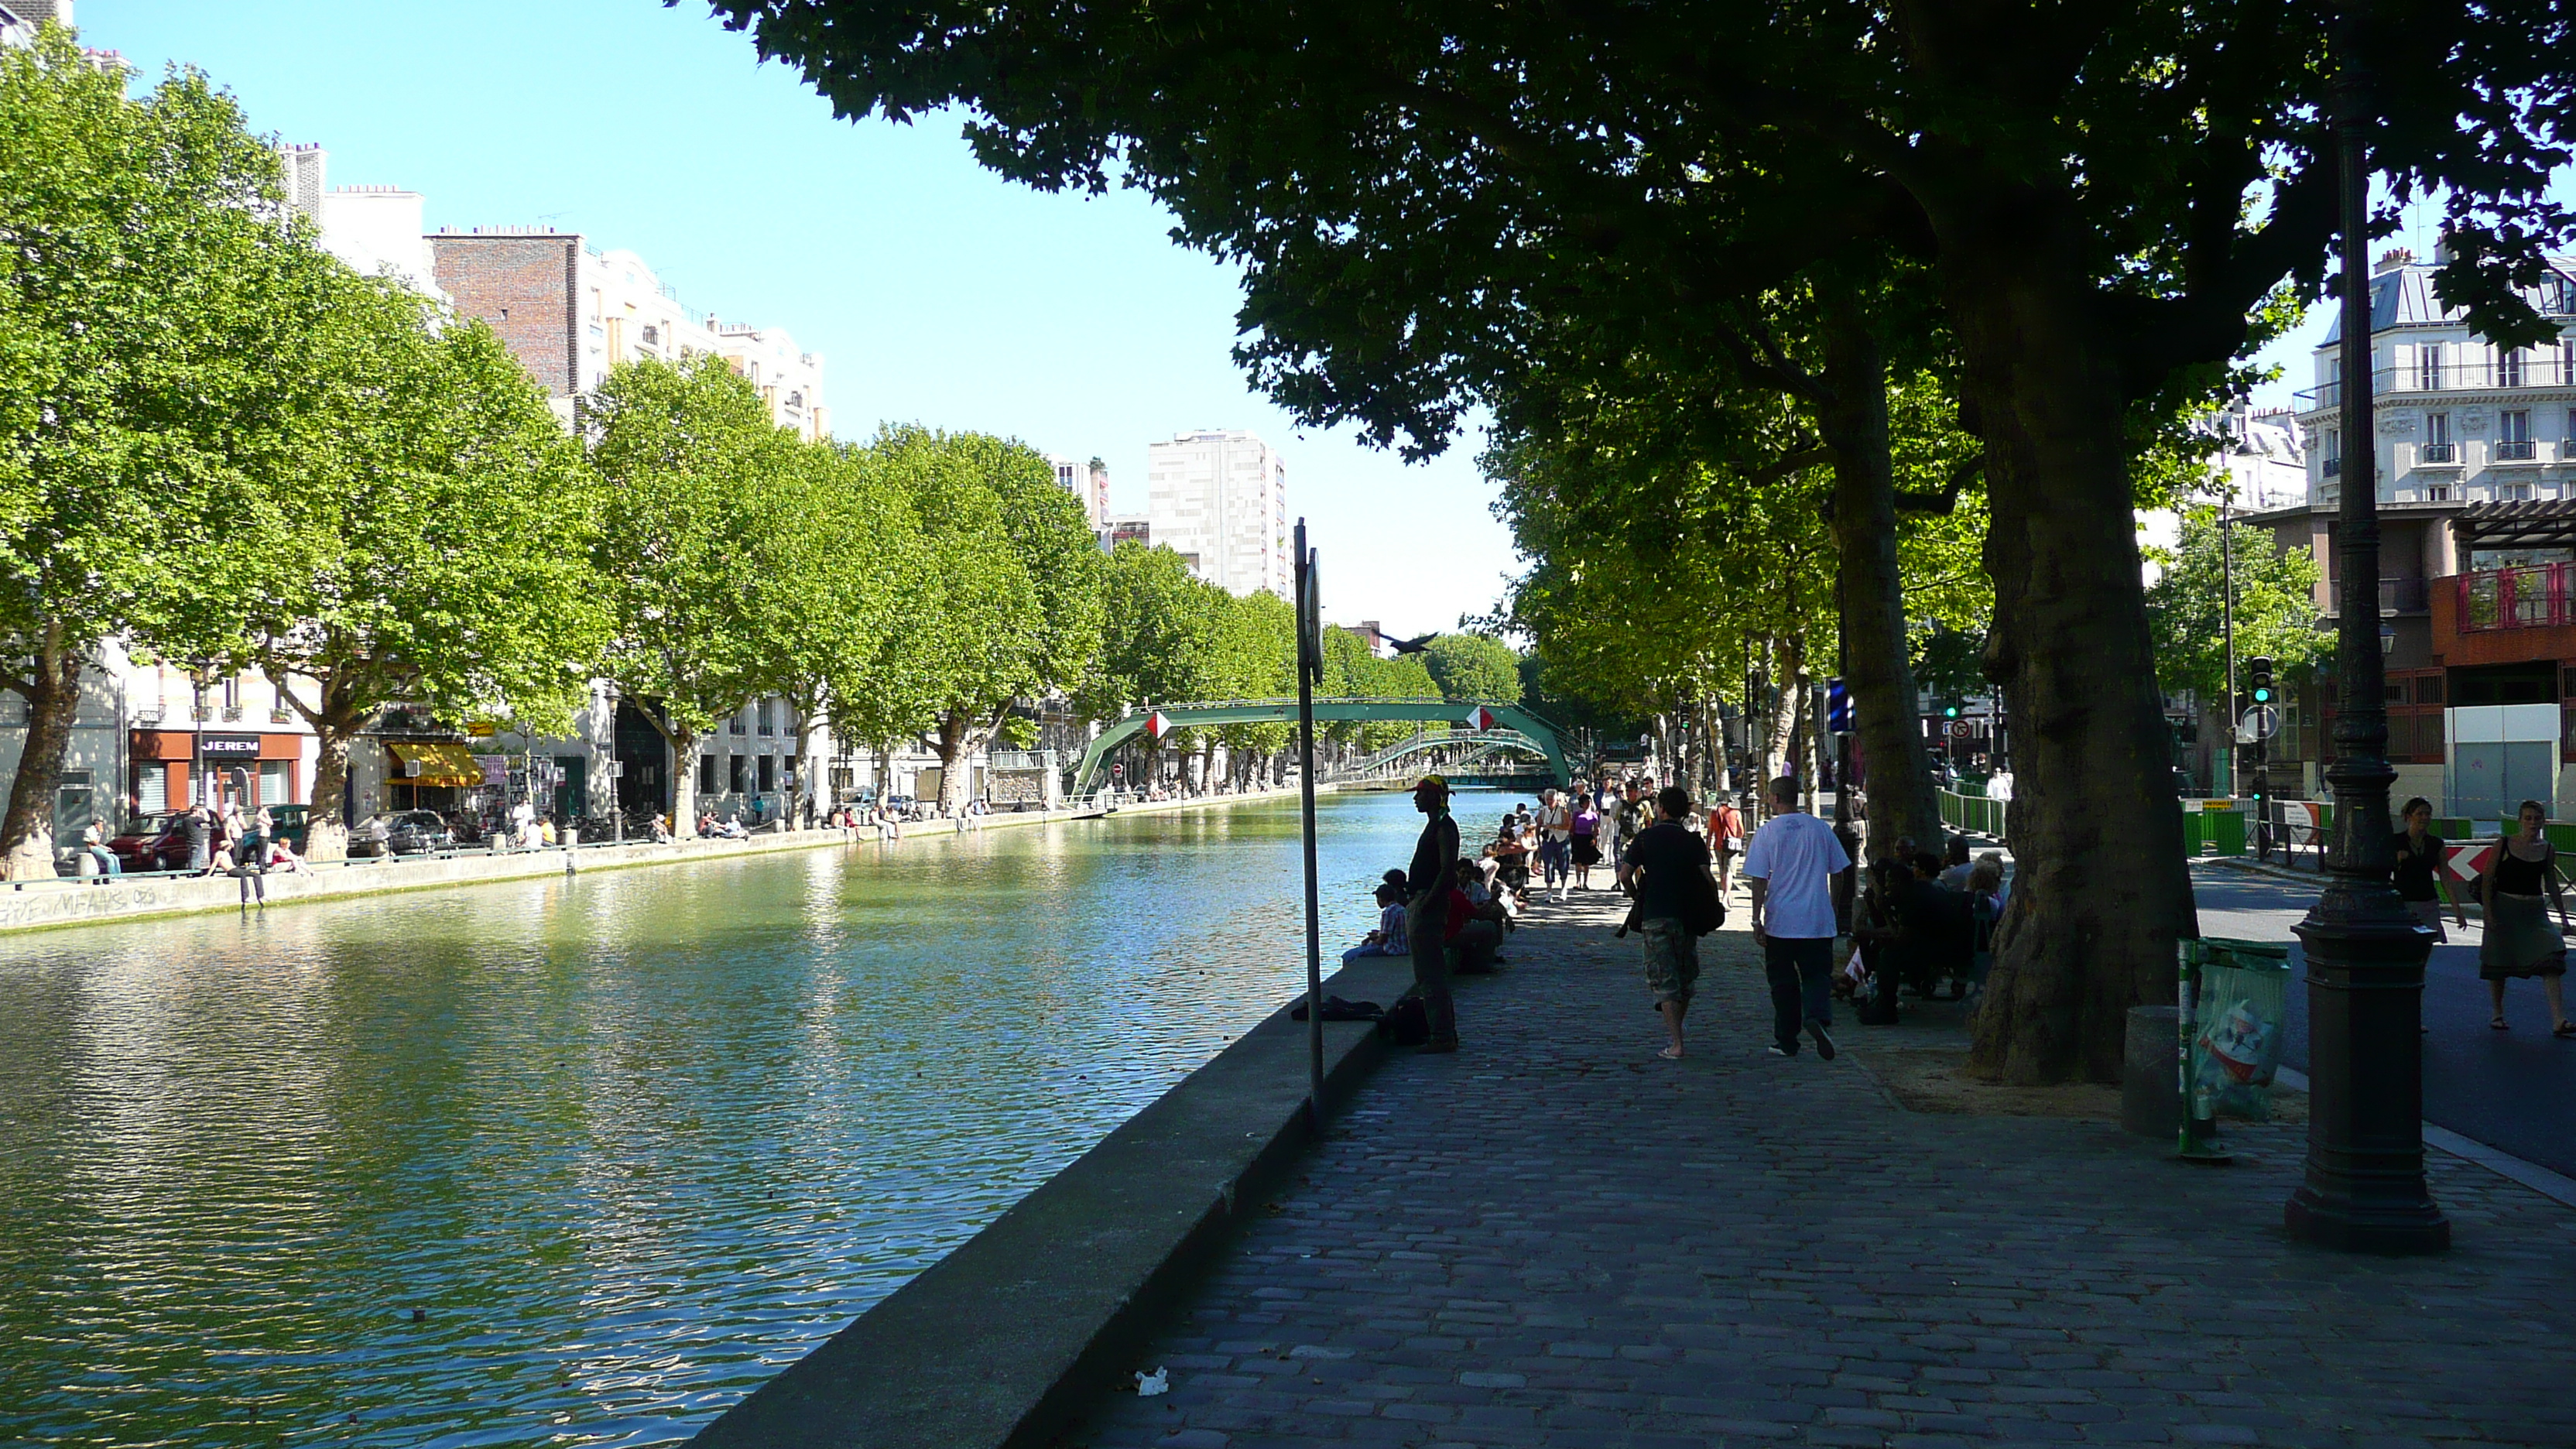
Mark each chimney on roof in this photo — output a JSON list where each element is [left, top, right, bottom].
[[2374, 246, 2416, 274]]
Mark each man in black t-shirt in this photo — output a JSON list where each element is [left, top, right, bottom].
[[1620, 786, 1714, 1060], [1405, 776, 1462, 1052]]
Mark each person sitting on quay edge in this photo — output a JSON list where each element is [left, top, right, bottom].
[[1342, 882, 1410, 964], [80, 818, 121, 877], [1447, 856, 1509, 974]]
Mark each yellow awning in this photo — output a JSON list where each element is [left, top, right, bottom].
[[388, 741, 486, 788]]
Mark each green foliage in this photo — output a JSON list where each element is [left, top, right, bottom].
[[2146, 511, 2326, 702], [1422, 633, 1521, 706], [588, 355, 800, 754]]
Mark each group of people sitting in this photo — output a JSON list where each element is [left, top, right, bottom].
[[1345, 805, 1539, 975], [1840, 834, 2008, 1016]]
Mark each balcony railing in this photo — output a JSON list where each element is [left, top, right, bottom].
[[2497, 439, 2539, 461], [2458, 564, 2576, 632], [2321, 457, 2342, 476], [2420, 441, 2458, 463], [2300, 357, 2576, 409]]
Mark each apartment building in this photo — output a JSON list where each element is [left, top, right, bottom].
[[1047, 454, 1112, 529], [426, 228, 828, 440], [0, 0, 70, 47], [1145, 430, 1291, 598], [2246, 245, 2576, 815]]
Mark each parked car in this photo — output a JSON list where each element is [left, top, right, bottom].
[[347, 810, 455, 858], [265, 804, 313, 854], [107, 811, 197, 872]]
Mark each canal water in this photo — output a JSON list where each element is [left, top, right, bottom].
[[0, 786, 1514, 1447]]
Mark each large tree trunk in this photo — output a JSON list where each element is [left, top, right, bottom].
[[1814, 300, 1946, 862], [305, 721, 356, 862], [2, 630, 87, 880], [1949, 248, 2196, 1085], [932, 707, 991, 814], [1759, 640, 1800, 785], [665, 721, 701, 838]]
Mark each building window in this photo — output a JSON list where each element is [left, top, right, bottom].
[[2500, 348, 2526, 389], [758, 755, 776, 793], [2417, 674, 2445, 705], [2414, 344, 2441, 392], [2386, 682, 2407, 704], [2320, 427, 2341, 477], [728, 755, 746, 793], [642, 324, 659, 346], [730, 707, 747, 735], [2501, 409, 2535, 461], [2423, 411, 2453, 462], [757, 698, 775, 735], [698, 754, 718, 795]]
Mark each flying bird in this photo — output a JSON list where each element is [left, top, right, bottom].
[[1386, 632, 1439, 655]]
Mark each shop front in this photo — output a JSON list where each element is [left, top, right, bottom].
[[384, 740, 487, 813], [129, 730, 307, 814]]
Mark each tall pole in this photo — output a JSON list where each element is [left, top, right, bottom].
[[2286, 15, 2448, 1253], [1293, 520, 1326, 1132], [2220, 488, 2238, 798]]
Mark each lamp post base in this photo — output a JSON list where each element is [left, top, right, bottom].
[[2284, 1190, 2451, 1255], [2288, 881, 2447, 1256]]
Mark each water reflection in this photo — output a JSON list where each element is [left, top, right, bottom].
[[0, 788, 1492, 1447]]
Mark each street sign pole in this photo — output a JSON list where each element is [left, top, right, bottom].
[[1293, 520, 1326, 1133]]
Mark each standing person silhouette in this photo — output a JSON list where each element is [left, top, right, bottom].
[[1405, 776, 1462, 1053], [1742, 775, 1852, 1060]]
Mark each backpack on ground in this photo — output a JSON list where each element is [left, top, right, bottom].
[[1376, 995, 1430, 1046]]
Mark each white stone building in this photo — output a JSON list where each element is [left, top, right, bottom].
[[1146, 429, 1291, 598]]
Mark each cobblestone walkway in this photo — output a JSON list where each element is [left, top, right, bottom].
[[1076, 891, 2576, 1449]]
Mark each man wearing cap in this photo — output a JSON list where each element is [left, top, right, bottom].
[[1406, 775, 1462, 1052]]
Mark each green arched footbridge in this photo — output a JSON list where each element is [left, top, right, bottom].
[[1073, 698, 1570, 795]]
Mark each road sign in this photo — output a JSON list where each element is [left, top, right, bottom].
[[1146, 709, 1173, 740], [1467, 705, 1499, 731], [1947, 719, 1972, 738], [2237, 706, 2280, 743], [1111, 762, 1125, 779]]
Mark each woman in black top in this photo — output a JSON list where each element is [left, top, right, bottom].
[[2393, 797, 2468, 940], [2477, 799, 2571, 1036]]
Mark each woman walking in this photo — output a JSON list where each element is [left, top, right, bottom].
[[2478, 799, 2571, 1036], [2393, 797, 2468, 940], [1570, 796, 1601, 891]]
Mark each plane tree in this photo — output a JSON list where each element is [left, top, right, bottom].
[[0, 32, 349, 877], [588, 356, 800, 838], [704, 0, 2576, 1081], [242, 300, 607, 861]]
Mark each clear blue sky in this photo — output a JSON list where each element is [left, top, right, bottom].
[[76, 0, 1517, 639]]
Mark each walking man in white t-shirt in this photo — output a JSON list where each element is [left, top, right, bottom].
[[1741, 775, 1853, 1060]]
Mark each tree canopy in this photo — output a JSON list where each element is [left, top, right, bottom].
[[1421, 633, 1521, 707], [0, 29, 358, 875]]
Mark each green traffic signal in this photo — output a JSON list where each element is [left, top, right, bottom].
[[1943, 704, 1960, 718], [2252, 686, 2271, 703]]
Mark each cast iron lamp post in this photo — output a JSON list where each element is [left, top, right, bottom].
[[2284, 16, 2448, 1253]]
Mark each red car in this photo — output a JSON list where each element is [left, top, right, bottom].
[[106, 812, 200, 872]]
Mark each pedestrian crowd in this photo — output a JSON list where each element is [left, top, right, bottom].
[[1338, 769, 2033, 1063]]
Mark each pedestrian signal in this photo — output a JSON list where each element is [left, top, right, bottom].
[[2248, 656, 2273, 705]]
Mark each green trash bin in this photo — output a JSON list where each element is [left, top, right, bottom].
[[2187, 936, 2293, 1123], [2205, 807, 2246, 857]]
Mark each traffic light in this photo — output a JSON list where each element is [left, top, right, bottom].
[[2249, 656, 2274, 705], [1942, 702, 1961, 720]]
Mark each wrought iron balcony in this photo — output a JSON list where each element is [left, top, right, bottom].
[[2458, 563, 2576, 632], [2419, 442, 2458, 463], [2497, 439, 2539, 461]]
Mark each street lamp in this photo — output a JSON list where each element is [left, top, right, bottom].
[[2285, 24, 2447, 1254]]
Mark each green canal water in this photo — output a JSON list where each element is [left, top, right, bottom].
[[0, 787, 1512, 1447]]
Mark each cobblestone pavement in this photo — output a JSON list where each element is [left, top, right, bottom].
[[1075, 889, 2576, 1449]]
